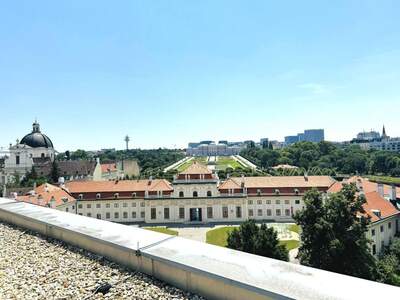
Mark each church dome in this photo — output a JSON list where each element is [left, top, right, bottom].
[[20, 121, 54, 148]]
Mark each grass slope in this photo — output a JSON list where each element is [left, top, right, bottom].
[[144, 227, 178, 236]]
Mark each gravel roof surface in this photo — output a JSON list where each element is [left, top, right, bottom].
[[0, 222, 204, 300]]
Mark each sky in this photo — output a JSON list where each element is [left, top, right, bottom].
[[1, 0, 399, 151]]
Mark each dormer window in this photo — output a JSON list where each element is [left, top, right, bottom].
[[294, 189, 299, 195], [257, 189, 261, 196], [78, 194, 83, 200], [114, 193, 119, 199], [62, 197, 68, 203], [96, 193, 101, 199], [275, 189, 280, 195], [132, 192, 137, 198]]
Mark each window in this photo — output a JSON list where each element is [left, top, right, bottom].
[[114, 193, 119, 199], [276, 209, 281, 216], [78, 204, 83, 209], [266, 209, 272, 216], [78, 194, 83, 200], [193, 191, 198, 198], [151, 208, 156, 220], [106, 212, 110, 219], [266, 200, 271, 205], [123, 212, 128, 219], [140, 211, 145, 218], [123, 203, 128, 208], [179, 207, 185, 219], [380, 225, 384, 233], [132, 202, 136, 207], [275, 200, 280, 205], [87, 204, 91, 209], [381, 241, 384, 249], [96, 193, 101, 199], [16, 155, 20, 165], [66, 208, 69, 212], [388, 222, 392, 229], [78, 213, 82, 216], [248, 200, 253, 205], [294, 189, 300, 195], [131, 192, 137, 198], [207, 207, 213, 219], [285, 200, 290, 205], [114, 212, 119, 219], [371, 229, 375, 236], [164, 207, 170, 219], [285, 209, 290, 216], [140, 202, 145, 207], [106, 203, 110, 208], [207, 191, 212, 197], [257, 200, 262, 205], [179, 191, 184, 198], [248, 209, 254, 217], [257, 209, 262, 216], [372, 244, 376, 255], [222, 207, 228, 218], [257, 189, 261, 196], [87, 213, 91, 217], [295, 199, 300, 205], [96, 203, 101, 209], [114, 203, 119, 208], [96, 214, 101, 219], [275, 189, 280, 195], [132, 211, 136, 218], [236, 206, 242, 218], [72, 205, 75, 210]]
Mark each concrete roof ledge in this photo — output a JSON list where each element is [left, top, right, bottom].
[[0, 197, 399, 299]]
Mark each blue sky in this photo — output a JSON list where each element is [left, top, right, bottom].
[[1, 0, 399, 151]]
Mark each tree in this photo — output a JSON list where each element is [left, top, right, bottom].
[[227, 220, 288, 261], [376, 237, 400, 286], [294, 184, 376, 280], [50, 160, 60, 183]]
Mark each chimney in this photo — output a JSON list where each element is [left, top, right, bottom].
[[148, 176, 153, 185], [390, 185, 397, 201], [49, 196, 56, 209], [377, 183, 384, 197], [304, 172, 308, 181]]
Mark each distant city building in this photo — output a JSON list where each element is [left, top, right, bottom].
[[186, 141, 244, 156], [284, 129, 325, 145], [352, 126, 400, 152]]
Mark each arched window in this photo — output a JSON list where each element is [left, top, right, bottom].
[[179, 191, 184, 198], [41, 153, 45, 158], [193, 191, 198, 198], [207, 191, 212, 197], [96, 193, 101, 199]]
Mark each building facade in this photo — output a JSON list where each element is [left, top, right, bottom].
[[58, 163, 335, 225]]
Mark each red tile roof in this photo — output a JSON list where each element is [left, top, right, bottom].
[[180, 162, 212, 175], [101, 163, 117, 173], [219, 176, 335, 190], [362, 191, 400, 222], [17, 183, 75, 208], [65, 179, 173, 193]]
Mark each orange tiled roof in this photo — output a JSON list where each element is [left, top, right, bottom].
[[362, 191, 400, 222], [65, 179, 173, 193], [101, 163, 117, 173], [17, 183, 75, 208], [180, 162, 212, 175], [219, 176, 335, 189], [329, 176, 400, 198]]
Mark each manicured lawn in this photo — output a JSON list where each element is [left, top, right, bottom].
[[288, 224, 301, 234], [176, 157, 208, 172], [206, 226, 237, 247], [216, 157, 243, 170], [279, 240, 300, 251], [144, 227, 178, 236], [366, 175, 400, 186], [207, 226, 301, 251]]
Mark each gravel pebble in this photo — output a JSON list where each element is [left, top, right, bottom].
[[0, 222, 204, 300]]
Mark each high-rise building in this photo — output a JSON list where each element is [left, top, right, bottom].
[[304, 129, 325, 143]]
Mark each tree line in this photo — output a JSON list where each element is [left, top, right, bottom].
[[240, 141, 400, 177]]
